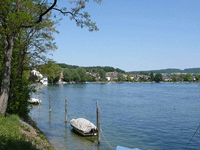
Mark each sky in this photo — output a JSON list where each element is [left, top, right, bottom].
[[49, 0, 200, 72]]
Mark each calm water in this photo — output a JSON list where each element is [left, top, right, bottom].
[[29, 83, 200, 150]]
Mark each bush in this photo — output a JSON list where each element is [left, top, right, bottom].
[[6, 77, 35, 119]]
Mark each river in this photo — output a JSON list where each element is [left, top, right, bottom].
[[29, 83, 200, 150]]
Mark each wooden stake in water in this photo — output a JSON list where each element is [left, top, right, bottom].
[[49, 94, 52, 112], [65, 96, 68, 123], [96, 101, 101, 145]]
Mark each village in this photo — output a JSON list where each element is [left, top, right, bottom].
[[31, 68, 200, 85]]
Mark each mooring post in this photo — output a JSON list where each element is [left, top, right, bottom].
[[65, 95, 68, 123], [49, 111, 52, 125], [96, 101, 101, 145], [49, 93, 52, 112]]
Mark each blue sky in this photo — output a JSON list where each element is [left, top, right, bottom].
[[50, 0, 200, 72]]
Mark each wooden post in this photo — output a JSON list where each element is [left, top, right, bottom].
[[96, 101, 101, 145], [49, 111, 52, 125], [49, 93, 51, 112], [65, 95, 68, 123]]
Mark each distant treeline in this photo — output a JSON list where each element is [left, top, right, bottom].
[[57, 63, 125, 73], [129, 68, 200, 74], [57, 63, 200, 74]]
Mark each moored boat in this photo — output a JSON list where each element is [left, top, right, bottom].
[[70, 118, 98, 136], [28, 98, 41, 104]]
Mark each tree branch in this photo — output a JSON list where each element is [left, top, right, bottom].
[[21, 0, 57, 28], [53, 8, 78, 23], [36, 0, 57, 23]]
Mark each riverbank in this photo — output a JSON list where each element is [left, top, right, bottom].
[[0, 114, 54, 150]]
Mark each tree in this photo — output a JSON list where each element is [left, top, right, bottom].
[[183, 74, 193, 82], [117, 73, 125, 81], [0, 0, 101, 116], [150, 72, 154, 82], [98, 69, 106, 80], [154, 73, 163, 83], [127, 75, 132, 82], [63, 68, 72, 82], [195, 74, 200, 81], [140, 72, 149, 75], [38, 61, 62, 84], [171, 75, 178, 82], [71, 69, 81, 83], [77, 67, 87, 82]]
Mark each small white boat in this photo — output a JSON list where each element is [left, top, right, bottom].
[[70, 118, 98, 136], [28, 98, 41, 104]]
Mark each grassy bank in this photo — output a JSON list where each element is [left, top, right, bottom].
[[0, 114, 54, 150]]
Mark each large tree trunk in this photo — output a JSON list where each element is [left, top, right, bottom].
[[0, 34, 14, 116]]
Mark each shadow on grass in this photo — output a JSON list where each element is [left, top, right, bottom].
[[0, 135, 37, 150]]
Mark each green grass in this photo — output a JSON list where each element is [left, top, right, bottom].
[[0, 114, 54, 150], [0, 114, 36, 150]]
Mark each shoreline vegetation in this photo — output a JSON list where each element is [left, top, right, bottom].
[[59, 80, 200, 85], [31, 62, 200, 85], [0, 114, 54, 150]]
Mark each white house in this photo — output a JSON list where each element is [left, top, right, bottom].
[[106, 76, 111, 81], [31, 69, 48, 85], [41, 76, 48, 85], [31, 69, 43, 79]]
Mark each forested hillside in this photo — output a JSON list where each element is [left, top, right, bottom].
[[57, 63, 200, 74], [57, 63, 125, 73], [129, 68, 200, 74]]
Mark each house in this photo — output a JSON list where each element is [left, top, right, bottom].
[[106, 76, 111, 81], [105, 71, 118, 81], [41, 76, 48, 85], [31, 69, 43, 79], [31, 69, 48, 85], [162, 74, 172, 82]]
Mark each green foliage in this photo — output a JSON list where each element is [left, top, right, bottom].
[[77, 67, 87, 82], [58, 63, 126, 73], [98, 69, 106, 80], [154, 73, 163, 83], [127, 75, 132, 82], [171, 75, 178, 82], [20, 124, 31, 132], [130, 68, 200, 74], [183, 74, 193, 82], [0, 115, 37, 150], [184, 68, 200, 73], [140, 72, 149, 75], [150, 72, 154, 81], [117, 73, 125, 81], [0, 0, 101, 116], [63, 68, 72, 82], [195, 74, 200, 81], [63, 67, 87, 83], [7, 77, 33, 119], [38, 61, 62, 84], [57, 63, 79, 69], [71, 69, 81, 83], [0, 114, 54, 150], [86, 76, 94, 82], [115, 68, 125, 73]]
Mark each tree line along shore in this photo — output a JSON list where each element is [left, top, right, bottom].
[[29, 62, 200, 84]]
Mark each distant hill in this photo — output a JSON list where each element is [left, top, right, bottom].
[[183, 68, 200, 73], [57, 63, 125, 73], [57, 63, 79, 69], [57, 63, 200, 74], [129, 68, 200, 74]]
